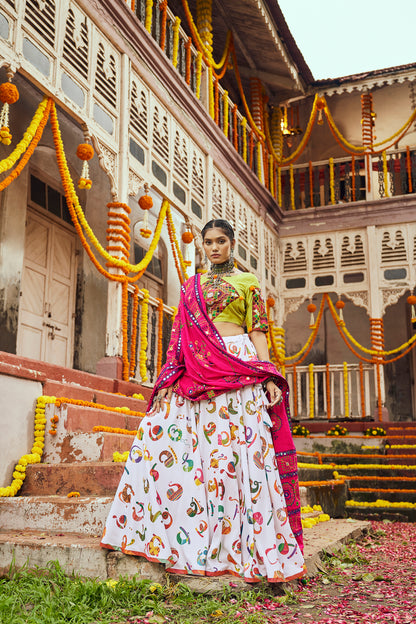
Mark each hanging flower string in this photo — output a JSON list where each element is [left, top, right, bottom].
[[139, 289, 150, 382], [76, 142, 94, 190], [343, 361, 349, 418], [156, 297, 164, 376], [0, 81, 19, 145], [129, 286, 140, 379], [308, 363, 314, 419]]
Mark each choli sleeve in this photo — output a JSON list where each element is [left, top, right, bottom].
[[245, 276, 269, 333]]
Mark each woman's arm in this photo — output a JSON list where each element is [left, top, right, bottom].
[[249, 330, 282, 407]]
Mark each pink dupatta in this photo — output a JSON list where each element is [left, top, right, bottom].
[[148, 274, 303, 551]]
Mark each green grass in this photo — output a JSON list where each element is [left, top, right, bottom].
[[0, 561, 300, 624]]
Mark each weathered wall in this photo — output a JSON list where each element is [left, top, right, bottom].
[[0, 374, 42, 485]]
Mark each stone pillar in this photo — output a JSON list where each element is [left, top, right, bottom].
[[97, 54, 131, 380]]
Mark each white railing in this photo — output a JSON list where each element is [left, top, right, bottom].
[[285, 363, 375, 420]]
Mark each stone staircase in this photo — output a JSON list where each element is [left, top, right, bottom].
[[0, 354, 165, 580], [296, 421, 416, 522]]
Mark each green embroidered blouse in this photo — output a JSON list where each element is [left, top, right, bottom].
[[200, 272, 269, 333]]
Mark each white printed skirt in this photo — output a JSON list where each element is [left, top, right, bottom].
[[101, 334, 305, 582]]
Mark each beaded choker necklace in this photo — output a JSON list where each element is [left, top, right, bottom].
[[206, 258, 235, 288], [209, 258, 234, 274]]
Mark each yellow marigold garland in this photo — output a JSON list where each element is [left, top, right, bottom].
[[0, 96, 49, 174], [223, 90, 229, 137], [172, 17, 181, 68], [308, 363, 314, 419], [113, 451, 129, 462], [145, 0, 153, 33], [51, 100, 169, 275], [329, 157, 335, 204], [0, 395, 51, 497], [382, 150, 389, 197], [156, 297, 164, 376], [195, 51, 203, 99], [343, 361, 349, 418], [139, 289, 150, 382]]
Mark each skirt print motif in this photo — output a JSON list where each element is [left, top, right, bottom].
[[101, 334, 305, 582]]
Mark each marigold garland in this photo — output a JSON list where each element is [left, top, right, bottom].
[[329, 157, 335, 204], [222, 90, 229, 138], [129, 286, 140, 379], [139, 288, 150, 382], [51, 101, 169, 276], [93, 426, 138, 435], [343, 361, 349, 418], [145, 0, 153, 33], [0, 97, 51, 191], [0, 395, 50, 497], [166, 205, 189, 283], [346, 499, 416, 509], [113, 451, 129, 462], [382, 150, 389, 197], [195, 51, 203, 99], [308, 363, 314, 419], [172, 17, 181, 68], [156, 297, 164, 376]]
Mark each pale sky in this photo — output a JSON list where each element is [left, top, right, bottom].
[[278, 0, 416, 80]]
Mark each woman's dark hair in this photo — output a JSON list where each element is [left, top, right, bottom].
[[201, 219, 235, 242]]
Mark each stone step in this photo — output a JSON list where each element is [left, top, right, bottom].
[[0, 495, 111, 536], [346, 505, 416, 523], [20, 462, 124, 496], [42, 379, 149, 412], [348, 488, 416, 503], [0, 350, 152, 398], [347, 475, 416, 490], [0, 530, 164, 581], [0, 520, 371, 582], [62, 403, 144, 433], [299, 465, 416, 480], [43, 431, 133, 463]]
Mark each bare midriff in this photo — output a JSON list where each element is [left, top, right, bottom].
[[213, 321, 245, 337]]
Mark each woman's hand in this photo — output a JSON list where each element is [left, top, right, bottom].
[[265, 380, 283, 408], [153, 386, 173, 412]]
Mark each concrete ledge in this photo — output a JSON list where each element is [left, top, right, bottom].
[[0, 496, 112, 536], [0, 520, 370, 585]]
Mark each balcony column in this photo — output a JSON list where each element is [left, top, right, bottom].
[[97, 53, 132, 380]]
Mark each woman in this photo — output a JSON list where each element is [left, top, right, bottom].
[[101, 219, 305, 583]]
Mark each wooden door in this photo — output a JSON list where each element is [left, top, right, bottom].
[[17, 210, 77, 367]]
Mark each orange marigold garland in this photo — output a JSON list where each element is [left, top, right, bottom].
[[129, 286, 140, 379], [0, 82, 19, 145], [76, 142, 94, 190]]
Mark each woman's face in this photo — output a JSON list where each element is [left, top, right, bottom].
[[202, 227, 234, 265]]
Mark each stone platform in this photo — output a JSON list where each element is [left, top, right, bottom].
[[0, 518, 370, 586]]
